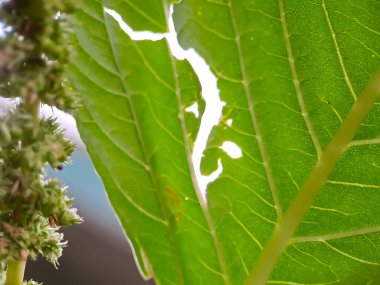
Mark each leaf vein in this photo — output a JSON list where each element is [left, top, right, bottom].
[[102, 9, 186, 284], [223, 175, 275, 208], [81, 105, 149, 169], [322, 241, 380, 266], [279, 0, 322, 156], [326, 180, 380, 189], [227, 0, 282, 217], [334, 10, 380, 36], [230, 212, 263, 249], [122, 0, 166, 30], [348, 138, 380, 148], [81, 110, 167, 225], [322, 1, 357, 101], [291, 225, 380, 243], [168, 45, 230, 284]]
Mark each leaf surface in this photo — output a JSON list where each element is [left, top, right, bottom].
[[70, 1, 225, 284], [70, 0, 380, 284]]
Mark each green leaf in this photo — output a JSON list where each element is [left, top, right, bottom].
[[70, 0, 380, 284], [70, 1, 224, 283]]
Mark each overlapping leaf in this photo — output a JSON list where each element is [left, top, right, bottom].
[[69, 1, 224, 284], [70, 0, 380, 284]]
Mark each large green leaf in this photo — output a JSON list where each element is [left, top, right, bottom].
[[69, 0, 380, 284]]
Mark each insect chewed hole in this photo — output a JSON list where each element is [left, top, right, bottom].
[[104, 5, 226, 203], [104, 8, 166, 41], [185, 102, 199, 118], [168, 4, 225, 202], [199, 159, 223, 201], [220, 141, 243, 159]]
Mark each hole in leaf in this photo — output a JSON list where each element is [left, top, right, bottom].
[[104, 8, 166, 41], [104, 6, 226, 202], [185, 102, 200, 118], [220, 141, 243, 159]]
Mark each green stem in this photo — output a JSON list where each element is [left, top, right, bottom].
[[244, 68, 380, 285], [5, 260, 26, 285]]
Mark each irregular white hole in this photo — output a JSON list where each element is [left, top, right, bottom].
[[168, 6, 225, 201], [185, 102, 199, 118], [104, 8, 166, 41], [104, 7, 226, 202], [226, 119, 233, 126], [220, 141, 242, 159], [203, 159, 223, 188]]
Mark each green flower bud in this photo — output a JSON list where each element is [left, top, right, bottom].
[[0, 2, 81, 282], [57, 208, 82, 227]]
